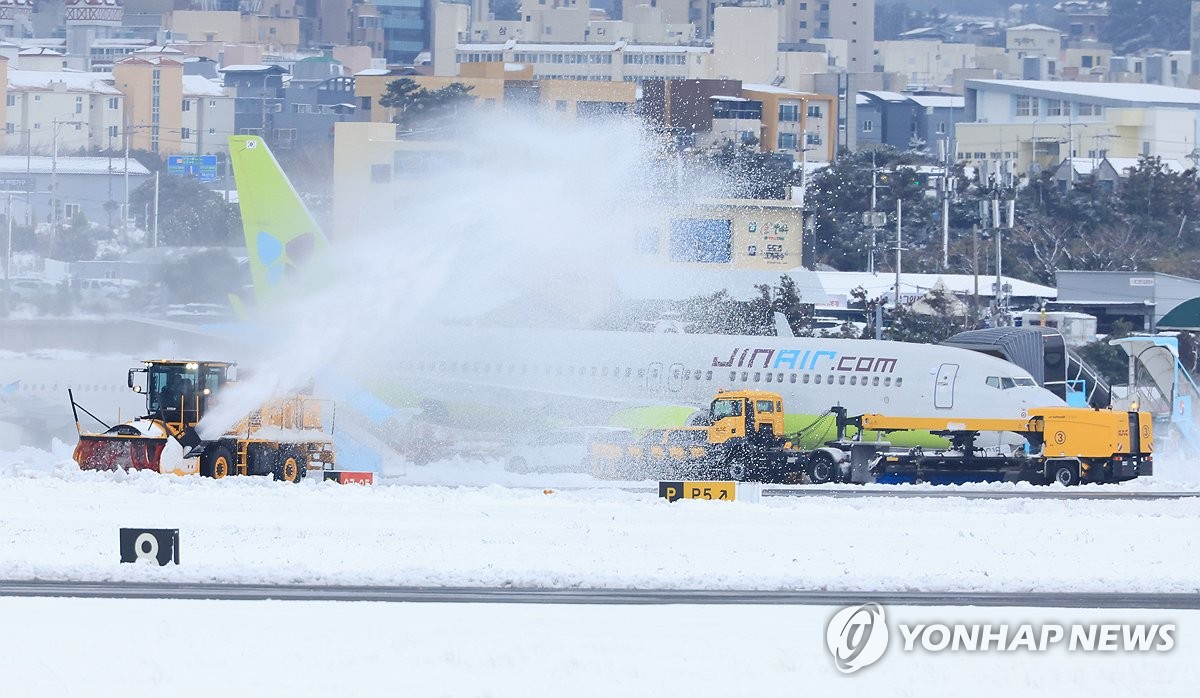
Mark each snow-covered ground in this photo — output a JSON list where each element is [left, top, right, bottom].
[[2, 444, 1199, 695], [1, 443, 1198, 592], [1, 598, 1195, 697]]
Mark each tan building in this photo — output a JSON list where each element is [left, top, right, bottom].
[[355, 73, 507, 123], [742, 84, 836, 162], [167, 10, 301, 53], [113, 55, 184, 154]]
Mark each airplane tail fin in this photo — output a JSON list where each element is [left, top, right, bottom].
[[228, 135, 328, 307]]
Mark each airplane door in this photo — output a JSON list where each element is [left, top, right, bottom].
[[934, 363, 958, 409], [646, 362, 664, 392], [668, 363, 684, 392]]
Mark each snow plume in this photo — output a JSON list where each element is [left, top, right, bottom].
[[199, 111, 685, 438]]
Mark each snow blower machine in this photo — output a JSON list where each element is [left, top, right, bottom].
[[72, 359, 335, 482]]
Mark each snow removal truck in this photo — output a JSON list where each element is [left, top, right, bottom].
[[72, 359, 335, 482]]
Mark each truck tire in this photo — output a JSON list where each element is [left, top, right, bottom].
[[200, 445, 234, 479], [727, 459, 747, 481], [273, 448, 305, 483], [806, 452, 837, 485], [1049, 461, 1079, 487]]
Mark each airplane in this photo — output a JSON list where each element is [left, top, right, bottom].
[[0, 354, 146, 451], [0, 134, 1066, 464], [224, 134, 1066, 458]]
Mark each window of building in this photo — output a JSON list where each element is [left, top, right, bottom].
[[862, 119, 873, 132], [1081, 55, 1093, 68], [33, 95, 40, 102], [1015, 94, 1038, 116], [63, 203, 80, 219], [778, 132, 798, 150], [806, 132, 821, 145], [1046, 99, 1062, 116], [107, 125, 117, 138], [936, 122, 946, 134], [181, 127, 191, 140], [779, 104, 799, 122], [4, 123, 11, 135], [182, 100, 191, 112], [5, 95, 13, 107], [807, 104, 822, 118]]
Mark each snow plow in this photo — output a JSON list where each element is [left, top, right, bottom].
[[72, 359, 335, 482]]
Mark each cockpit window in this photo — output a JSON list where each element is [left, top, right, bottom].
[[711, 399, 742, 419], [988, 375, 1037, 389]]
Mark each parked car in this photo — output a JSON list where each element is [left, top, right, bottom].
[[6, 278, 59, 304]]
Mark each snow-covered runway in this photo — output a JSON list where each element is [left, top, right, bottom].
[[2, 447, 1198, 593]]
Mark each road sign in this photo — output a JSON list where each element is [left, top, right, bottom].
[[167, 155, 218, 182]]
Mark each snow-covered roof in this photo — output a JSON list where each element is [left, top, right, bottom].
[[182, 74, 226, 97], [355, 68, 391, 76], [18, 47, 62, 56], [616, 266, 1055, 303], [742, 82, 814, 96], [134, 45, 185, 55], [7, 69, 121, 95], [503, 62, 525, 72], [1007, 23, 1061, 32], [966, 79, 1200, 107], [1057, 157, 1098, 176], [711, 95, 750, 102], [219, 64, 285, 73], [860, 90, 911, 103], [907, 94, 964, 109], [1105, 157, 1188, 174], [0, 156, 150, 176]]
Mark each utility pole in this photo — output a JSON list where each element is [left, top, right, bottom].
[[153, 170, 160, 248], [124, 118, 130, 235], [894, 197, 903, 308], [940, 136, 952, 269], [972, 224, 980, 325]]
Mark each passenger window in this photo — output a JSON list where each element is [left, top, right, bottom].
[[765, 373, 772, 383], [884, 377, 891, 386], [790, 374, 797, 383], [729, 371, 736, 381], [872, 376, 879, 386], [802, 374, 809, 384], [849, 376, 856, 385], [706, 371, 713, 380], [814, 375, 822, 384], [896, 377, 903, 387], [741, 372, 748, 381], [838, 375, 846, 385], [753, 372, 761, 382]]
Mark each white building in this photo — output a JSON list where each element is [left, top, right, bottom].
[[958, 79, 1200, 176], [5, 69, 124, 153], [456, 42, 713, 83], [181, 75, 233, 156]]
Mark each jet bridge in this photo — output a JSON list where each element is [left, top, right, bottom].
[[1110, 335, 1200, 464]]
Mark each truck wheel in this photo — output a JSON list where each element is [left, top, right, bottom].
[[273, 448, 304, 483], [727, 459, 747, 481], [807, 453, 837, 485], [200, 445, 234, 479], [1050, 462, 1079, 486]]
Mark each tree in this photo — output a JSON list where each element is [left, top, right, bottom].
[[379, 78, 476, 131], [51, 212, 97, 261], [159, 248, 247, 304], [129, 174, 241, 246], [678, 141, 799, 200], [1105, 0, 1191, 53]]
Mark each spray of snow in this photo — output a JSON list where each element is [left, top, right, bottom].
[[197, 112, 699, 439]]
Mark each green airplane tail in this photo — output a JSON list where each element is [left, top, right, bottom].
[[228, 135, 328, 308]]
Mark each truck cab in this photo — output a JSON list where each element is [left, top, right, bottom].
[[708, 390, 785, 445], [127, 360, 236, 447]]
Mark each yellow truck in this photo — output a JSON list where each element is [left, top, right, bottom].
[[592, 388, 1153, 486]]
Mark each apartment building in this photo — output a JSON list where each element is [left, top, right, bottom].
[[5, 69, 123, 153], [453, 42, 713, 84], [742, 83, 835, 162]]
